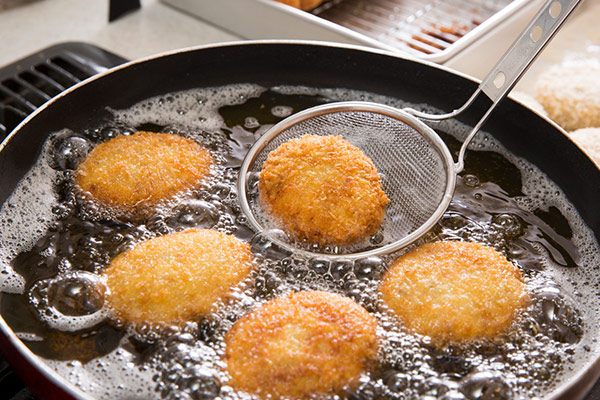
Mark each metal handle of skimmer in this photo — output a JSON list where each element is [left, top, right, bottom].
[[406, 0, 582, 172]]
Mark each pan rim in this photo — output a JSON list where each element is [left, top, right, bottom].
[[0, 39, 598, 400], [0, 39, 476, 152]]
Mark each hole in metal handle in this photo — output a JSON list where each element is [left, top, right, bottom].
[[493, 72, 506, 89], [550, 1, 562, 18], [531, 25, 543, 42]]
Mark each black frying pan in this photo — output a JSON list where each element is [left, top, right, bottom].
[[1, 41, 599, 400]]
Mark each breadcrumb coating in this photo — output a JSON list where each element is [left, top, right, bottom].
[[76, 131, 213, 212], [259, 135, 389, 246], [535, 60, 600, 131], [102, 228, 254, 324], [380, 241, 527, 343], [224, 290, 378, 399]]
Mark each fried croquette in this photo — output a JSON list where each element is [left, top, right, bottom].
[[75, 131, 213, 212], [379, 241, 527, 343], [259, 135, 390, 246], [535, 60, 600, 131], [102, 228, 254, 324], [224, 290, 378, 399]]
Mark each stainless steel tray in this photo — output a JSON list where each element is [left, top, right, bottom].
[[161, 0, 546, 78]]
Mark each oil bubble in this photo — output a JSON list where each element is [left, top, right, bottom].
[[210, 183, 230, 200], [531, 286, 583, 344], [29, 271, 108, 332], [157, 337, 221, 400], [271, 105, 293, 118], [250, 230, 292, 259], [46, 130, 91, 171], [165, 200, 220, 229], [441, 390, 469, 400], [462, 175, 480, 187], [99, 126, 122, 141], [440, 212, 471, 230], [419, 377, 455, 396], [245, 172, 260, 196], [370, 232, 384, 245], [254, 269, 283, 298], [309, 258, 330, 275], [384, 371, 410, 392], [47, 273, 105, 316], [244, 117, 260, 130], [353, 257, 383, 278], [330, 259, 353, 280], [459, 371, 512, 400], [492, 214, 524, 239]]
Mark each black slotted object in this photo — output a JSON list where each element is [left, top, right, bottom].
[[0, 42, 126, 142]]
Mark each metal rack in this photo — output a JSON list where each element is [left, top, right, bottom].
[[314, 0, 512, 55]]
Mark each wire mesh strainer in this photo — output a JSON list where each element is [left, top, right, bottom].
[[238, 0, 581, 260]]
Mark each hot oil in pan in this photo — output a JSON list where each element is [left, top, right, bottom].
[[0, 84, 599, 399]]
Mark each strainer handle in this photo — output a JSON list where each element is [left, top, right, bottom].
[[480, 0, 581, 103], [406, 0, 582, 171], [454, 0, 582, 171]]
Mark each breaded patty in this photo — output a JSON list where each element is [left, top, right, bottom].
[[379, 241, 527, 343], [102, 228, 254, 324], [76, 131, 213, 212], [224, 290, 378, 399], [535, 60, 600, 131], [259, 135, 389, 246]]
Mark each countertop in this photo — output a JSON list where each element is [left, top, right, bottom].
[[0, 0, 241, 68]]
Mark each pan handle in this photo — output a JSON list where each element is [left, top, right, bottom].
[[407, 0, 582, 124], [452, 0, 583, 172], [405, 0, 582, 172]]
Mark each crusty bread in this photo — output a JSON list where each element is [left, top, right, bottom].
[[225, 291, 377, 398], [76, 131, 213, 214], [103, 229, 254, 324]]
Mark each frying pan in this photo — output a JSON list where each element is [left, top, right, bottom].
[[0, 41, 599, 400]]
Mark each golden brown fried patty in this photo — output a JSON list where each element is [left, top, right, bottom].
[[259, 135, 389, 246], [75, 131, 213, 212], [224, 290, 378, 399], [379, 241, 527, 343], [102, 228, 253, 324]]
